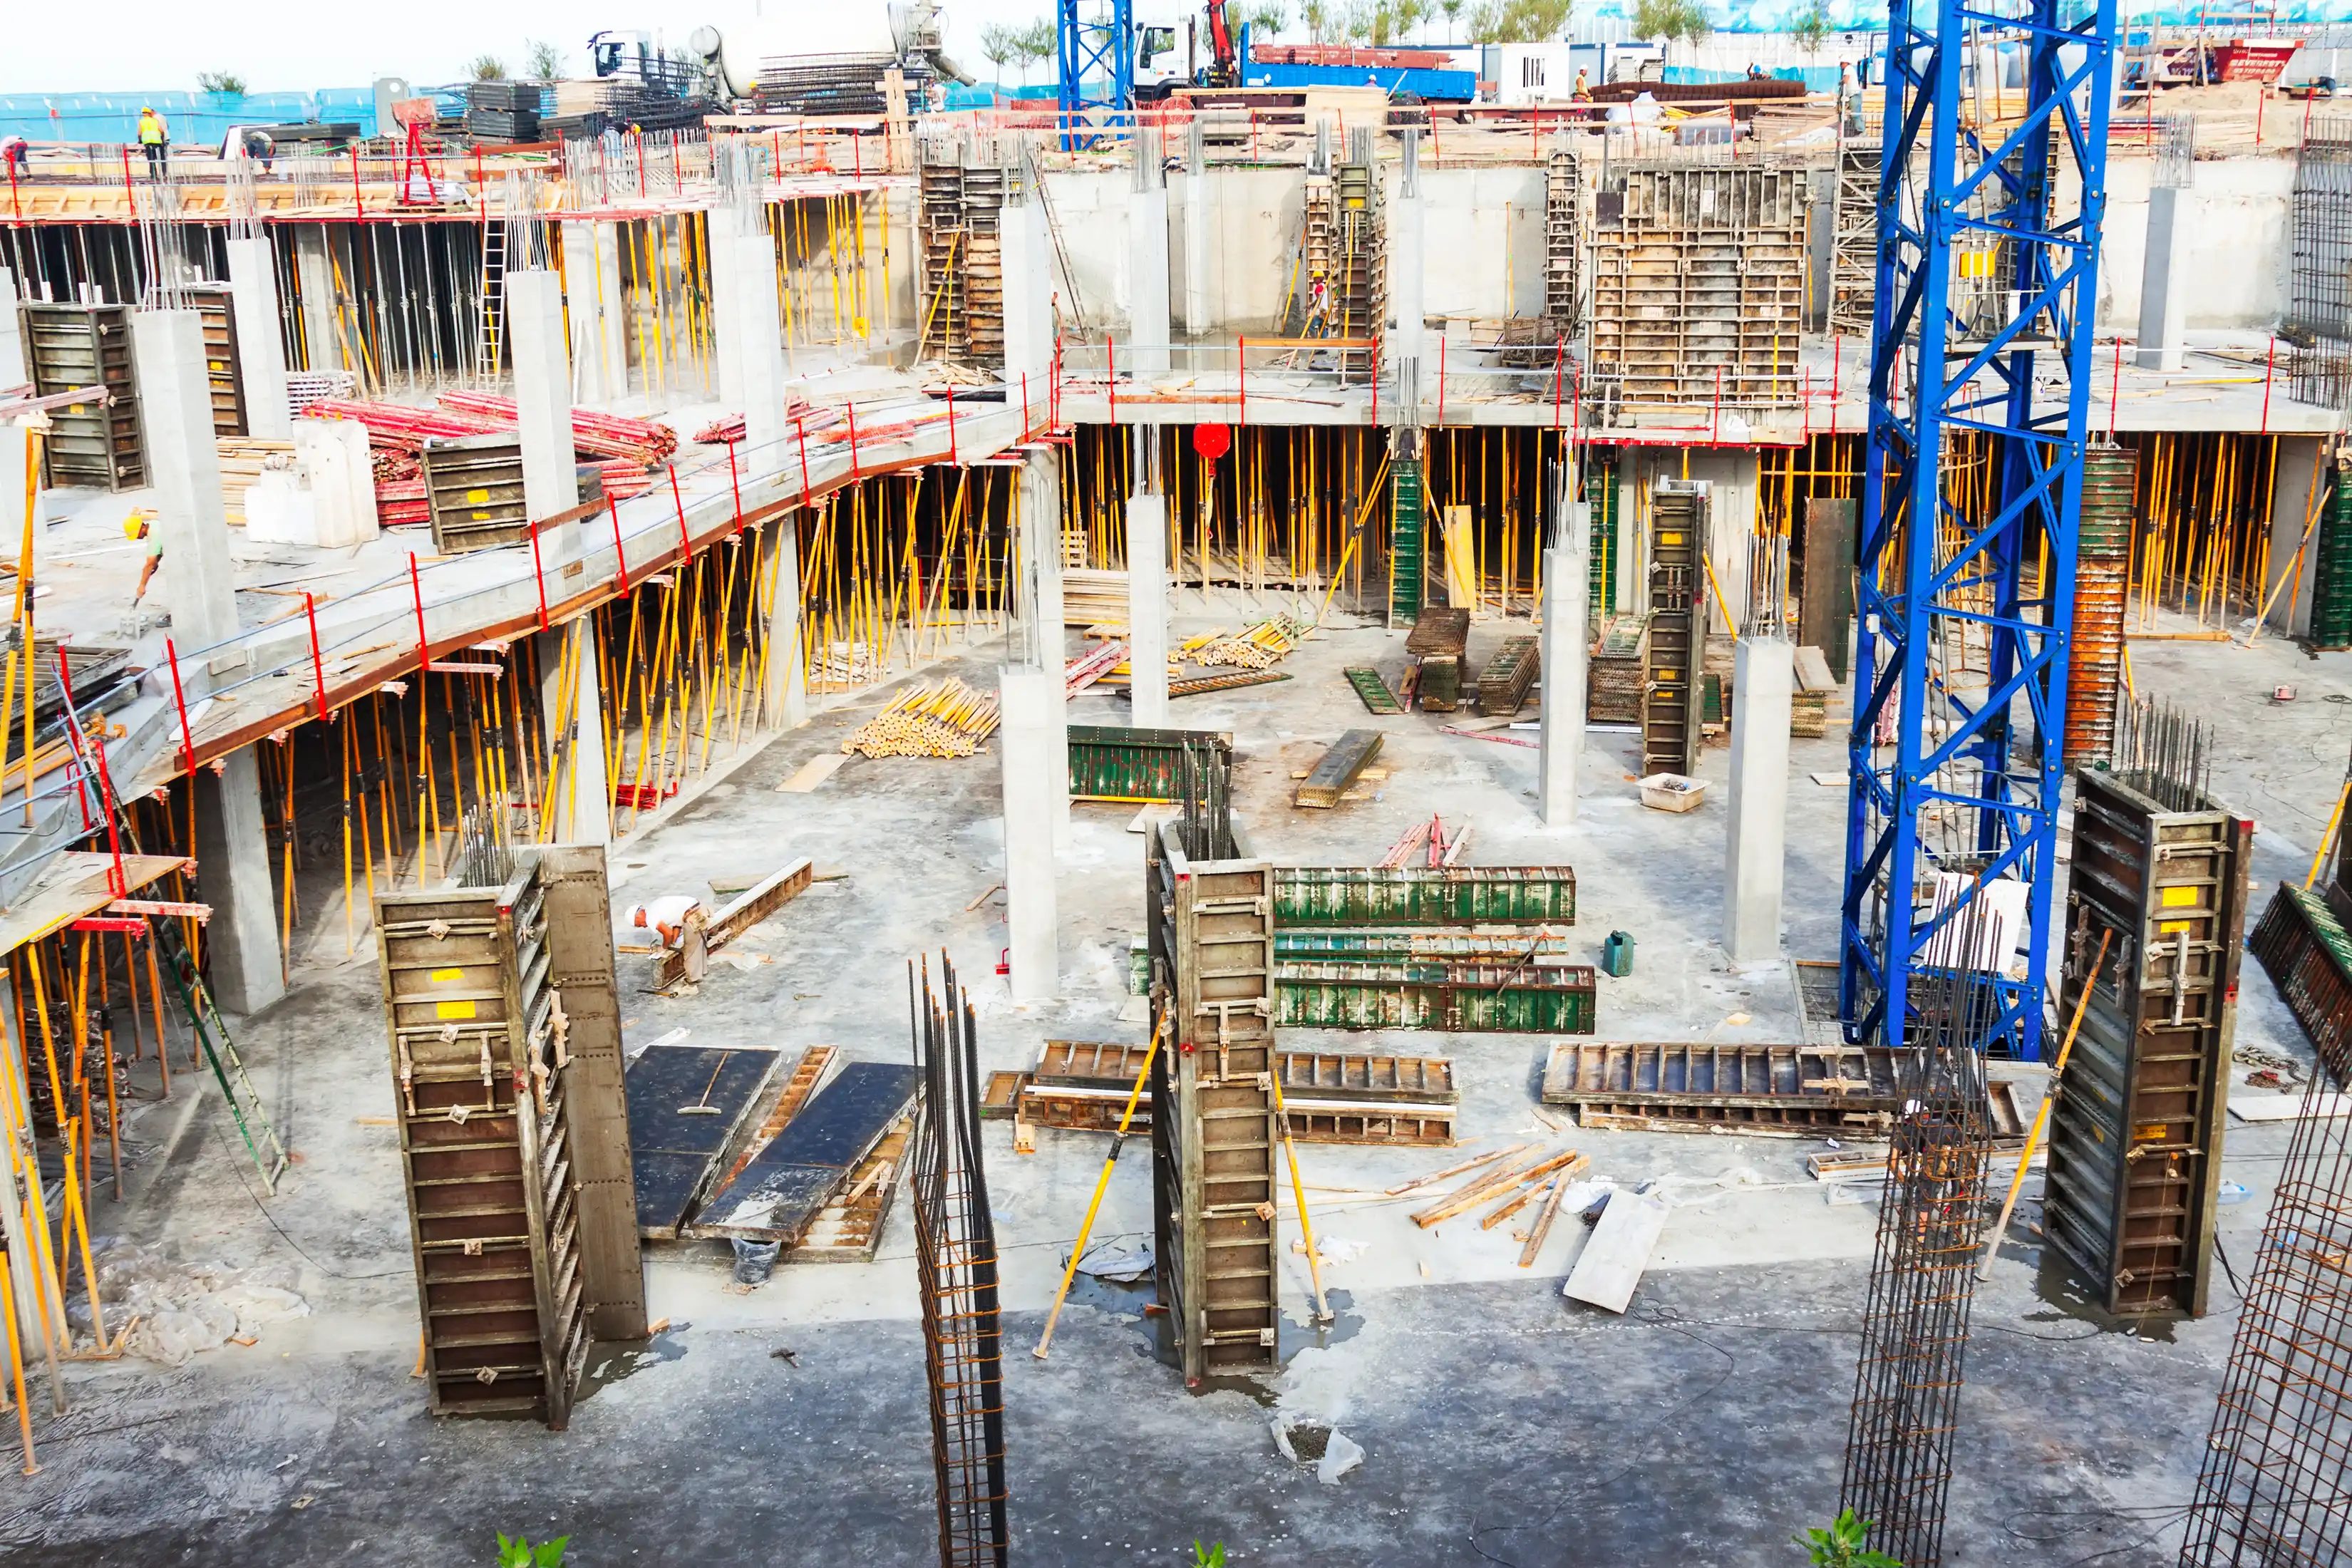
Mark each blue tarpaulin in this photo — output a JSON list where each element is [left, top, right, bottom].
[[0, 89, 378, 146]]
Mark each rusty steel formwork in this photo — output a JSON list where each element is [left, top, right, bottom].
[[909, 956, 1009, 1568], [2065, 443, 2138, 767], [1588, 164, 1807, 410], [2249, 741, 2352, 1078], [1830, 138, 1880, 339], [2180, 1068, 2352, 1564], [1838, 937, 2003, 1568]]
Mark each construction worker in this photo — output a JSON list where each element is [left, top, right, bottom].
[[136, 105, 169, 178], [0, 134, 26, 176], [1572, 68, 1593, 101], [127, 509, 163, 604], [624, 895, 709, 982]]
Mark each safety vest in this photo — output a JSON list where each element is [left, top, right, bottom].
[[138, 114, 165, 145]]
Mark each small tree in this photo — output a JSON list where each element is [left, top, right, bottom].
[[1013, 19, 1058, 81], [1395, 0, 1430, 41], [197, 71, 247, 96], [1789, 0, 1830, 56], [1469, 0, 1574, 43], [1632, 0, 1708, 56], [525, 40, 564, 81], [1249, 2, 1289, 38], [1440, 0, 1465, 40], [981, 21, 1020, 84], [1795, 1512, 1903, 1568], [1302, 0, 1333, 41], [469, 54, 509, 81]]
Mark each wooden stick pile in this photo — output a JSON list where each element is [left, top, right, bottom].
[[1194, 614, 1311, 671], [1401, 1143, 1590, 1251], [842, 679, 1001, 759]]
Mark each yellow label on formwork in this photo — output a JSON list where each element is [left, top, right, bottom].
[[465, 488, 490, 505], [434, 999, 478, 1021], [210, 360, 227, 373], [428, 966, 464, 983], [2160, 886, 2199, 908], [472, 510, 494, 522], [2159, 920, 2192, 937], [1659, 532, 1685, 546]]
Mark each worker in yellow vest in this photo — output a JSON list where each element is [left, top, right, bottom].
[[136, 106, 169, 179]]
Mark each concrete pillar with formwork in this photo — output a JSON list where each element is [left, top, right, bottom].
[[1388, 130, 1425, 393], [224, 236, 292, 438], [135, 306, 282, 1013], [760, 510, 808, 731], [1019, 449, 1071, 848], [2137, 117, 2195, 373], [293, 226, 340, 374], [1539, 525, 1589, 827], [536, 620, 612, 845], [1182, 120, 1210, 338], [1125, 471, 1171, 726], [558, 221, 612, 404], [505, 270, 579, 564], [0, 267, 27, 388], [1723, 634, 1793, 963], [999, 665, 1060, 1004], [734, 229, 789, 455], [1128, 128, 1171, 381], [706, 205, 746, 409], [999, 185, 1054, 396]]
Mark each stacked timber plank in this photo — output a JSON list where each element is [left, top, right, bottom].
[[1294, 729, 1383, 808], [1588, 614, 1650, 725], [1062, 568, 1129, 626], [1401, 1145, 1591, 1258], [1405, 607, 1470, 712], [1476, 636, 1540, 717], [1790, 645, 1834, 738], [216, 438, 296, 525]]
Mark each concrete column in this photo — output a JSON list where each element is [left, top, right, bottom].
[[1125, 490, 1170, 726], [559, 221, 611, 404], [2264, 434, 2327, 638], [707, 206, 745, 411], [293, 227, 339, 374], [1723, 634, 1794, 964], [1539, 536, 1589, 826], [999, 666, 1059, 1004], [761, 512, 809, 729], [735, 230, 789, 455], [1128, 153, 1171, 381], [591, 222, 630, 401], [1000, 194, 1054, 396], [1021, 451, 1070, 849], [1182, 170, 1210, 339], [193, 753, 284, 1013], [224, 237, 292, 438], [536, 619, 612, 844], [1388, 132, 1425, 392], [0, 267, 24, 389], [506, 270, 580, 564], [1614, 458, 1641, 615], [2135, 185, 2189, 373]]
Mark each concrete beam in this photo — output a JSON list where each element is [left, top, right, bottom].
[[1723, 635, 1793, 964], [132, 310, 240, 650], [224, 237, 292, 439], [999, 665, 1059, 1004], [1125, 490, 1170, 726], [505, 270, 579, 563], [1538, 537, 1587, 826]]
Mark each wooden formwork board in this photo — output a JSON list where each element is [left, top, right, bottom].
[[790, 1112, 915, 1264], [1542, 1039, 1897, 1135]]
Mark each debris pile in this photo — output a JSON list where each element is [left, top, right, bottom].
[[73, 1241, 310, 1368]]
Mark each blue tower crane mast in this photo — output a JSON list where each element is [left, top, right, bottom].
[[1059, 0, 1135, 144], [1838, 0, 2118, 1061]]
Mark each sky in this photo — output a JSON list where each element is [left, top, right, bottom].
[[0, 0, 1068, 96]]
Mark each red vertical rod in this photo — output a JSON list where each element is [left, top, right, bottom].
[[847, 403, 860, 479], [165, 639, 195, 772], [669, 466, 693, 565], [1711, 364, 1723, 445], [409, 553, 430, 664], [304, 592, 327, 720], [609, 496, 631, 593], [350, 145, 363, 220], [1437, 333, 1447, 426], [1021, 372, 1031, 438], [947, 393, 958, 465], [2261, 335, 2277, 433], [795, 415, 813, 498], [527, 514, 550, 631], [1237, 334, 1246, 425], [1108, 336, 1118, 423], [56, 649, 124, 894], [1371, 336, 1380, 424], [726, 442, 743, 532], [1552, 336, 1565, 430], [2110, 336, 2123, 437]]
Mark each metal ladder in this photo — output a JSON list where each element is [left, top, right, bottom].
[[474, 214, 507, 383], [152, 917, 290, 1193]]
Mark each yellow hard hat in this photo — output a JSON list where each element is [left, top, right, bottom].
[[123, 509, 153, 538]]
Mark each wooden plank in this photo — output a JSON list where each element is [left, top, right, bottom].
[[624, 1046, 782, 1237], [777, 753, 851, 793], [1294, 729, 1384, 809], [790, 1113, 914, 1263], [652, 857, 814, 988], [1562, 1187, 1670, 1314], [1475, 636, 1541, 717]]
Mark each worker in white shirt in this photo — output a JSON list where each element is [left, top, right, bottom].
[[625, 894, 708, 981]]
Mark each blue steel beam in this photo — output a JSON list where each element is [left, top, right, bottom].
[[1058, 0, 1134, 148], [1838, 0, 2115, 1061]]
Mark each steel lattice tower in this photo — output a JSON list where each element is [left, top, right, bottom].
[[1057, 0, 1133, 148], [1838, 0, 2118, 1061]]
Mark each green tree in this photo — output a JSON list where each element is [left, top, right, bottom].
[[1789, 0, 1830, 54], [469, 54, 509, 81], [1302, 0, 1334, 41], [981, 21, 1021, 83], [1631, 0, 1708, 50], [197, 71, 247, 96], [1395, 0, 1430, 40], [1439, 0, 1465, 38], [525, 40, 565, 81], [1249, 1, 1289, 37], [497, 1535, 568, 1568], [1795, 1511, 1902, 1568], [1013, 19, 1058, 81], [1468, 0, 1574, 43]]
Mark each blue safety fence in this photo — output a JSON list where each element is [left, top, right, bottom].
[[0, 90, 379, 147]]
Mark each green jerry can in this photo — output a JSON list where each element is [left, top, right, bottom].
[[1600, 931, 1634, 978]]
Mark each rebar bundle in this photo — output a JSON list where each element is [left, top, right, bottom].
[[2112, 693, 2214, 812], [909, 956, 1010, 1568], [1839, 923, 2003, 1568], [2180, 1065, 2352, 1567], [1173, 733, 1234, 861]]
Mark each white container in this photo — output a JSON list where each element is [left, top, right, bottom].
[[1638, 773, 1708, 813]]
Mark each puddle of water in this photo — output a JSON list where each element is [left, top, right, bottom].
[[1279, 1288, 1363, 1360], [2028, 1249, 2181, 1344], [578, 1326, 691, 1397]]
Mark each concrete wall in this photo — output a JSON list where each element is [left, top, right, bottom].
[[2096, 154, 2294, 334]]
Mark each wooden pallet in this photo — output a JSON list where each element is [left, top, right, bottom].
[[1019, 1041, 1456, 1143], [793, 1113, 914, 1263], [1542, 1039, 1897, 1135], [1345, 667, 1404, 714], [1164, 670, 1293, 700]]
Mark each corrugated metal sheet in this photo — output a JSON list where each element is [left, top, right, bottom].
[[1274, 866, 1576, 927]]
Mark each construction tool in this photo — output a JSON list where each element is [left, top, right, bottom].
[[1976, 929, 2113, 1280], [1034, 1018, 1163, 1360], [679, 1052, 735, 1115]]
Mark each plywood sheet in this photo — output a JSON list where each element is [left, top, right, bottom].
[[1562, 1187, 1669, 1314]]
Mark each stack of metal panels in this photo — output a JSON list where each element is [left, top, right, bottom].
[[1066, 724, 1234, 803], [754, 51, 907, 115], [2312, 464, 2352, 651], [2065, 445, 2139, 759], [1588, 612, 1650, 725], [1644, 482, 1705, 776], [21, 302, 144, 492], [421, 433, 530, 554], [465, 81, 542, 142]]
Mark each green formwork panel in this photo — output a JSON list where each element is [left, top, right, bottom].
[[2314, 476, 2352, 651], [1273, 930, 1579, 964], [1391, 458, 1423, 624], [1586, 458, 1618, 619], [1274, 961, 1597, 1033], [1273, 867, 1577, 928], [1066, 725, 1233, 802]]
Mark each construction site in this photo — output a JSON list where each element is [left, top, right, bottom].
[[4, 1, 2352, 1563]]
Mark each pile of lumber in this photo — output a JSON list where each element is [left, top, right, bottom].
[[215, 437, 295, 525], [1062, 568, 1129, 627], [841, 678, 1001, 758], [376, 480, 428, 528], [1397, 1143, 1591, 1262], [436, 391, 679, 465], [1194, 614, 1310, 671]]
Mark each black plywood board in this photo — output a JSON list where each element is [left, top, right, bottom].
[[625, 1046, 780, 1237], [690, 1062, 920, 1244]]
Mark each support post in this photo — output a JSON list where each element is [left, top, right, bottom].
[[1388, 129, 1425, 393], [592, 222, 629, 401], [1001, 187, 1055, 390], [224, 236, 292, 438], [2135, 184, 2189, 372], [1021, 450, 1071, 847], [558, 220, 610, 404], [762, 511, 808, 730], [536, 621, 612, 844], [999, 666, 1059, 1004], [135, 306, 281, 1011], [1125, 484, 1170, 727], [506, 270, 579, 563], [1182, 122, 1210, 337], [1539, 533, 1589, 826], [1725, 634, 1793, 964], [1128, 131, 1171, 381], [735, 229, 788, 454], [707, 205, 746, 410]]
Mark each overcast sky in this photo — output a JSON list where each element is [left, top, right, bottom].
[[0, 0, 1080, 96]]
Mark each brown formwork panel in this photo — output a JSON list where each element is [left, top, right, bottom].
[[189, 287, 248, 438]]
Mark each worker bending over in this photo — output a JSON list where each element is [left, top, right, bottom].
[[625, 895, 710, 983]]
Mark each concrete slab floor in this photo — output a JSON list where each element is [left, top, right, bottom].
[[8, 612, 2349, 1567]]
